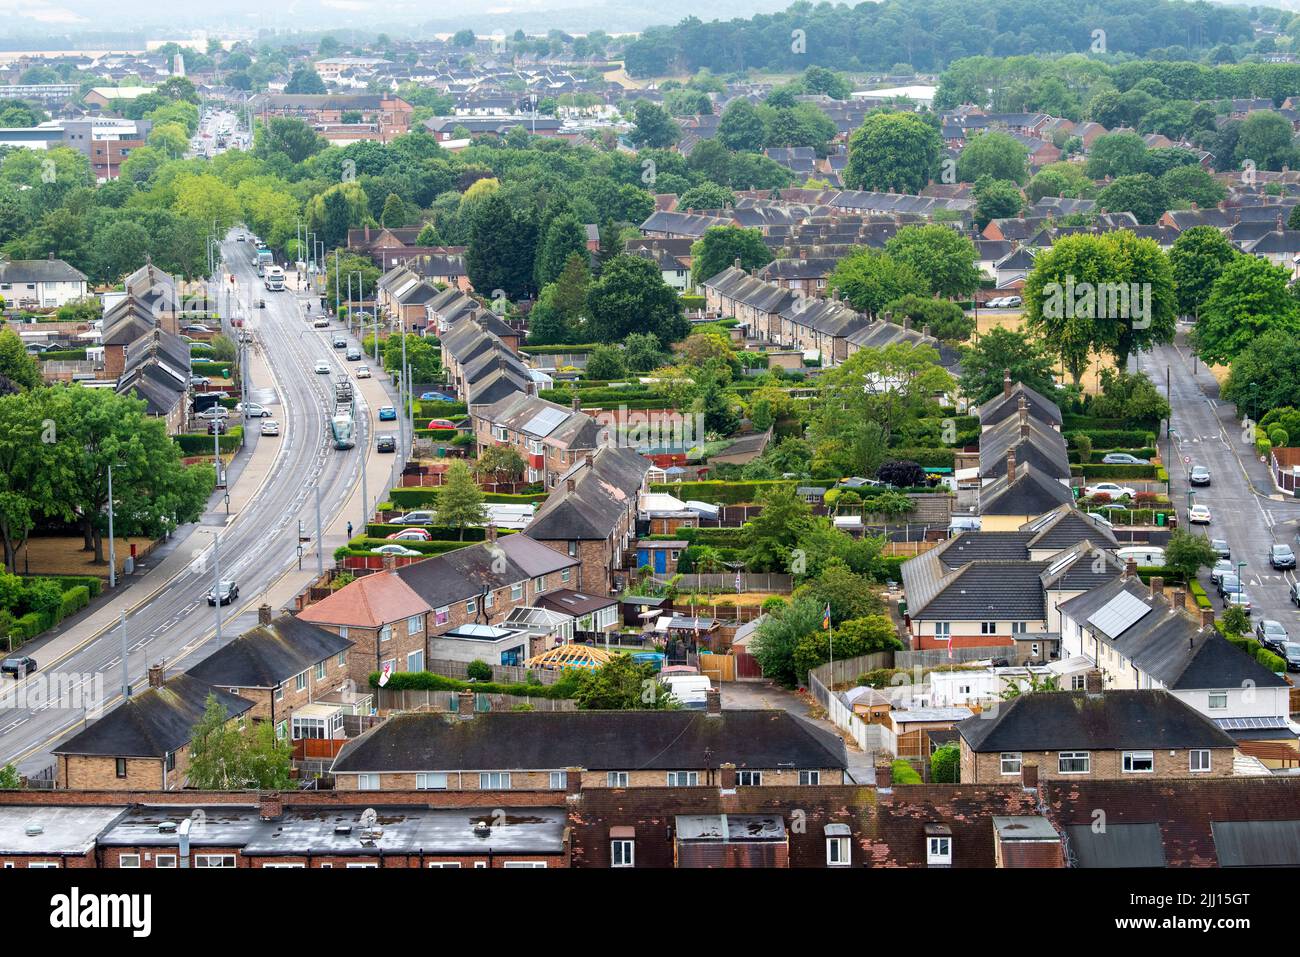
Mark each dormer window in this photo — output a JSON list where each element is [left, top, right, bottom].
[[825, 824, 851, 867], [925, 824, 953, 867]]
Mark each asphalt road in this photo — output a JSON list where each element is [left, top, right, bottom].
[[1147, 329, 1300, 637], [0, 232, 380, 774]]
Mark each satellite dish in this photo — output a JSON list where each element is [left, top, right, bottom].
[[360, 808, 377, 830]]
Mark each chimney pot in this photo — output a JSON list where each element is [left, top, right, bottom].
[[258, 603, 273, 626], [147, 662, 164, 689]]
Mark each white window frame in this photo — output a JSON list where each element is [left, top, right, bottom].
[[934, 622, 951, 640], [510, 583, 523, 601], [357, 773, 380, 791], [480, 771, 511, 790], [1000, 752, 1022, 775], [465, 599, 476, 615], [406, 650, 424, 672], [154, 855, 177, 868], [119, 854, 141, 868], [380, 624, 393, 643], [799, 770, 820, 785], [926, 837, 952, 866], [427, 861, 462, 868], [1122, 750, 1154, 774], [533, 576, 546, 595], [1058, 751, 1091, 774], [407, 614, 423, 636], [827, 837, 850, 867], [980, 621, 997, 635], [1208, 692, 1228, 710], [607, 771, 629, 787], [611, 840, 634, 868], [549, 770, 567, 789], [503, 861, 546, 868], [194, 855, 236, 868], [737, 770, 763, 786], [666, 771, 699, 786], [1190, 749, 1212, 773], [416, 772, 448, 790]]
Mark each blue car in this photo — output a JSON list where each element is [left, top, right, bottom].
[[419, 391, 454, 402], [378, 405, 397, 421]]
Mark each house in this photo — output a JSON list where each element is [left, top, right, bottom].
[[114, 328, 189, 434], [639, 210, 734, 239], [525, 445, 650, 594], [977, 463, 1076, 528], [296, 532, 580, 683], [52, 669, 252, 791], [329, 706, 848, 791], [0, 257, 88, 309], [470, 392, 606, 488], [183, 605, 354, 740], [625, 240, 692, 291], [375, 264, 440, 332], [251, 93, 413, 141], [978, 406, 1071, 486], [1056, 575, 1295, 756], [440, 311, 534, 408], [83, 86, 156, 111], [957, 683, 1238, 782], [534, 589, 621, 636], [978, 375, 1063, 433], [0, 805, 127, 869]]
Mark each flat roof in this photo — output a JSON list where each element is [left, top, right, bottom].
[[0, 805, 126, 855]]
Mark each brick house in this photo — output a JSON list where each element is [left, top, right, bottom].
[[297, 533, 580, 682], [184, 605, 354, 740], [525, 445, 650, 595], [957, 685, 1239, 783], [471, 392, 606, 488], [329, 704, 848, 792], [52, 670, 252, 791]]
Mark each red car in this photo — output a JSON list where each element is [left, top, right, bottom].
[[386, 529, 431, 541], [427, 419, 457, 430]]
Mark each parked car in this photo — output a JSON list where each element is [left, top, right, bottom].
[[376, 433, 397, 453], [190, 375, 211, 387], [1292, 581, 1300, 607], [427, 418, 457, 430], [387, 529, 431, 541], [1084, 482, 1136, 500], [1224, 590, 1253, 614], [1187, 504, 1212, 525], [207, 580, 239, 606], [1, 656, 37, 677], [419, 391, 454, 402], [313, 317, 330, 328], [314, 361, 330, 374], [1210, 559, 1234, 584], [260, 420, 280, 437], [332, 335, 347, 349], [1256, 620, 1289, 654], [207, 419, 227, 435], [1281, 642, 1300, 672], [1211, 539, 1230, 560], [1189, 465, 1211, 486], [1218, 573, 1241, 598], [238, 402, 269, 418], [372, 544, 420, 556], [346, 348, 362, 361], [356, 365, 371, 378], [378, 405, 397, 421], [1270, 544, 1296, 570], [183, 324, 212, 334], [394, 510, 435, 525], [1101, 453, 1149, 465], [195, 406, 228, 421]]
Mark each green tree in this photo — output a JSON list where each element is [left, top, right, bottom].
[[1169, 225, 1238, 320], [1195, 255, 1300, 366], [476, 444, 526, 484], [750, 595, 824, 687], [717, 98, 767, 152], [380, 192, 409, 228], [958, 327, 1060, 405], [0, 330, 39, 391], [1086, 132, 1149, 179], [678, 182, 734, 210], [1095, 173, 1169, 225], [884, 224, 981, 299], [1236, 110, 1300, 171], [690, 226, 773, 286], [436, 460, 487, 539], [256, 116, 326, 163], [827, 248, 927, 319], [1091, 369, 1171, 424], [534, 214, 588, 289], [1224, 330, 1300, 415], [573, 655, 671, 709], [186, 693, 247, 789], [957, 130, 1028, 184], [1163, 528, 1219, 583], [0, 763, 19, 789], [844, 111, 942, 194], [585, 343, 628, 379], [884, 294, 974, 342], [1161, 165, 1227, 208], [931, 742, 960, 783], [630, 101, 680, 149], [793, 559, 885, 627], [624, 331, 666, 372], [466, 190, 538, 300], [972, 176, 1023, 229], [586, 254, 686, 345]]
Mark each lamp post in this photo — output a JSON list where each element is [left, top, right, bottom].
[[106, 462, 118, 589], [206, 529, 223, 645]]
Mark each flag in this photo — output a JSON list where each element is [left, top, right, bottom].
[[378, 662, 393, 687], [947, 636, 954, 660], [822, 603, 831, 631]]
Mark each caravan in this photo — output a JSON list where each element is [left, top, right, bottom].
[[660, 674, 712, 710]]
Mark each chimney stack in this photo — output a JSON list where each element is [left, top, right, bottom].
[[1003, 369, 1013, 399], [258, 603, 273, 626], [1020, 762, 1039, 789], [1149, 576, 1164, 600], [259, 792, 284, 822], [719, 762, 737, 790], [734, 257, 741, 269], [1169, 588, 1184, 612], [383, 553, 397, 572], [571, 391, 580, 413], [1085, 669, 1104, 694], [1006, 447, 1016, 478], [875, 763, 893, 790], [457, 689, 476, 720], [1123, 558, 1137, 579], [147, 662, 164, 689], [565, 767, 583, 796], [705, 688, 721, 715], [566, 477, 576, 493], [1200, 608, 1215, 628], [486, 523, 498, 543]]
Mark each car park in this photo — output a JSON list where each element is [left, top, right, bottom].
[[1101, 453, 1149, 465], [1189, 465, 1211, 486], [207, 580, 239, 606], [387, 529, 431, 541], [260, 420, 280, 436], [1187, 504, 1212, 524], [314, 361, 330, 374], [1256, 620, 1289, 654], [372, 544, 421, 556], [356, 365, 371, 378], [1084, 482, 1136, 500], [1211, 540, 1230, 560], [378, 406, 397, 421], [394, 510, 435, 525], [1270, 544, 1296, 570], [376, 433, 397, 453], [1, 656, 37, 677]]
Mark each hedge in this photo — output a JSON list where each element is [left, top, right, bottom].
[[519, 343, 602, 355], [891, 759, 923, 784], [886, 448, 957, 468], [175, 428, 243, 455], [367, 669, 575, 699], [644, 527, 749, 548], [58, 585, 90, 619], [1189, 581, 1212, 609], [412, 428, 459, 440], [365, 523, 519, 540], [1223, 632, 1286, 673], [37, 348, 87, 361], [1064, 429, 1154, 449], [387, 487, 549, 508], [1075, 463, 1161, 480], [416, 400, 468, 417], [191, 360, 234, 377], [1063, 414, 1158, 432], [341, 539, 474, 557]]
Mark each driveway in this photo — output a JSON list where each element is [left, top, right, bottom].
[[721, 679, 876, 784]]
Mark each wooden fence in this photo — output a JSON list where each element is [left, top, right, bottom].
[[698, 653, 736, 682], [809, 653, 894, 689], [424, 657, 561, 685], [895, 646, 1013, 669], [377, 688, 577, 713]]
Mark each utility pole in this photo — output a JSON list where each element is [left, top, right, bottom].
[[314, 484, 324, 577], [361, 456, 369, 539], [334, 248, 341, 317], [119, 611, 130, 700], [107, 463, 117, 590], [213, 415, 222, 488], [401, 328, 410, 457], [212, 530, 222, 645]]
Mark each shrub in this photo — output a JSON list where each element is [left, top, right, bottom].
[[466, 660, 493, 681], [891, 759, 923, 785]]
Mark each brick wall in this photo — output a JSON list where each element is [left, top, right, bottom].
[[961, 745, 1235, 783], [58, 754, 164, 792]]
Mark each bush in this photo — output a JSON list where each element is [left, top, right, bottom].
[[466, 660, 493, 681], [58, 586, 90, 620], [1075, 463, 1160, 479], [891, 759, 923, 785], [368, 669, 576, 699], [1189, 581, 1212, 608], [175, 428, 243, 455]]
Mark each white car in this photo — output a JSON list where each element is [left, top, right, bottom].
[[1188, 504, 1212, 524], [314, 361, 330, 374], [1084, 482, 1136, 500], [313, 317, 329, 328], [371, 544, 421, 556], [195, 406, 229, 421], [238, 402, 269, 418], [260, 420, 280, 436], [356, 365, 371, 378]]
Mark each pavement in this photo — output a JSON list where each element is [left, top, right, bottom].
[[721, 679, 876, 784], [0, 232, 407, 774]]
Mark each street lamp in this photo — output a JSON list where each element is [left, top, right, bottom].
[[204, 529, 224, 645]]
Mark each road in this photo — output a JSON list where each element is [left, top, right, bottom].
[[0, 231, 388, 775], [1148, 328, 1300, 636]]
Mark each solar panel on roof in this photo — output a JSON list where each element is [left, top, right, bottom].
[[521, 406, 569, 438], [1086, 590, 1152, 639]]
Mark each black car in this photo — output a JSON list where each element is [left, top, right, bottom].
[[207, 580, 238, 606], [1270, 544, 1297, 570], [376, 433, 396, 453], [1, 656, 36, 677], [1282, 642, 1300, 673], [1256, 620, 1290, 655]]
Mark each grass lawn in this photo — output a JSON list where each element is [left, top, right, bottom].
[[13, 536, 155, 579]]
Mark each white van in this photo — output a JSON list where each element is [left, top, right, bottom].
[[1116, 545, 1165, 566], [661, 675, 712, 709], [948, 515, 981, 536]]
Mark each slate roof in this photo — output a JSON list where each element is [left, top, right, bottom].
[[958, 689, 1237, 753], [905, 560, 1048, 622], [978, 382, 1063, 429], [52, 674, 252, 759], [639, 210, 733, 237], [1021, 505, 1119, 552], [978, 463, 1075, 516], [702, 265, 796, 315], [331, 709, 847, 773], [526, 445, 648, 541], [979, 414, 1070, 481], [398, 532, 578, 609], [0, 258, 87, 284], [185, 614, 353, 689]]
